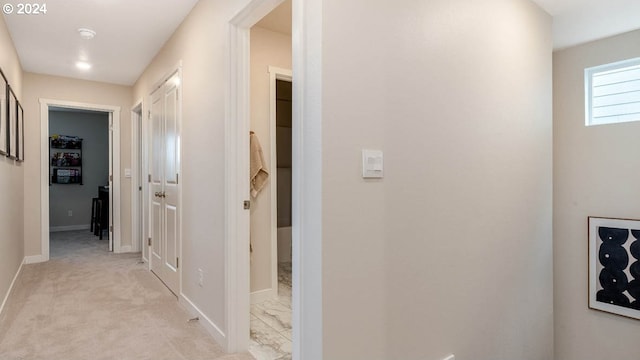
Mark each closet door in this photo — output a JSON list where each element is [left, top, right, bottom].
[[149, 71, 181, 295]]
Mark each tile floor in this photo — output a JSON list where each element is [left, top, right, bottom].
[[249, 262, 292, 360]]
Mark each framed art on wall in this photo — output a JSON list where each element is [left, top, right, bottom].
[[17, 102, 23, 161], [589, 216, 640, 320], [0, 69, 7, 155], [7, 86, 17, 159]]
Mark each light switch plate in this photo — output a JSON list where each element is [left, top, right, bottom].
[[124, 168, 132, 178], [362, 149, 383, 178]]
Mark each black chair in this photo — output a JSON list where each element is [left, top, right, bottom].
[[93, 199, 107, 239], [90, 198, 100, 232]]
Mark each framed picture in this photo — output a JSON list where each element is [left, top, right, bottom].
[[589, 216, 640, 320], [17, 102, 23, 161], [0, 69, 7, 155], [7, 86, 17, 159]]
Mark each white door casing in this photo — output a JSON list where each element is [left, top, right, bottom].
[[226, 0, 323, 358], [108, 114, 114, 251], [36, 99, 122, 264], [149, 70, 182, 295]]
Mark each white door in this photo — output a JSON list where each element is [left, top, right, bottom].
[[149, 71, 181, 295]]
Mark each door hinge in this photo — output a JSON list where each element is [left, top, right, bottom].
[[148, 110, 151, 119], [243, 200, 251, 210], [176, 257, 179, 268], [109, 225, 113, 232], [109, 175, 113, 181], [176, 173, 179, 184], [148, 174, 151, 183], [148, 237, 151, 246], [139, 186, 142, 191]]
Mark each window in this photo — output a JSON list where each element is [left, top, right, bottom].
[[585, 57, 640, 126]]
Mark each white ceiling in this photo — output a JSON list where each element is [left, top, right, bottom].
[[2, 0, 639, 86], [2, 0, 198, 85], [531, 0, 640, 49]]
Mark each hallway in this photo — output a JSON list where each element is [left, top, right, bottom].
[[0, 231, 253, 360]]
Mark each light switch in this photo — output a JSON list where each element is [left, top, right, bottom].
[[124, 168, 132, 178], [362, 149, 383, 179]]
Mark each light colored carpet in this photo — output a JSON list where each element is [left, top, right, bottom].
[[0, 231, 254, 360]]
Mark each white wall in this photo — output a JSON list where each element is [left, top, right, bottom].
[[0, 11, 24, 313], [554, 28, 640, 360], [321, 0, 553, 358], [49, 111, 109, 229], [249, 26, 291, 293], [22, 73, 133, 255]]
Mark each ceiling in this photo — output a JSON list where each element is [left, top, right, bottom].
[[2, 0, 198, 85], [531, 0, 640, 50], [2, 0, 639, 86]]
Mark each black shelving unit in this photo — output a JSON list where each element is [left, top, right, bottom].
[[50, 135, 83, 185]]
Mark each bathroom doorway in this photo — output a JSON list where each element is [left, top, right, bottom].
[[247, 2, 293, 357]]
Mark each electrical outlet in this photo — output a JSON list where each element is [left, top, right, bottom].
[[198, 269, 204, 287], [68, 210, 73, 217]]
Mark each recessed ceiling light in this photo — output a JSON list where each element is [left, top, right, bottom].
[[75, 61, 92, 70], [78, 28, 96, 40]]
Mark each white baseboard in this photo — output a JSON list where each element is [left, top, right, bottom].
[[0, 258, 25, 316], [179, 293, 227, 350], [251, 288, 276, 304], [24, 255, 47, 264], [50, 224, 90, 232]]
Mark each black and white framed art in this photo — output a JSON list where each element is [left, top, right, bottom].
[[7, 86, 17, 159], [589, 216, 640, 320], [17, 101, 24, 161], [0, 69, 7, 155]]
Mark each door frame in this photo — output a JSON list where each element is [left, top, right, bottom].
[[39, 99, 122, 260], [131, 100, 146, 258], [268, 66, 292, 298], [226, 0, 323, 358]]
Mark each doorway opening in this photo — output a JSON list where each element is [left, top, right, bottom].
[[131, 103, 146, 261], [246, 2, 293, 359], [48, 107, 111, 255], [227, 0, 322, 357], [39, 99, 122, 261]]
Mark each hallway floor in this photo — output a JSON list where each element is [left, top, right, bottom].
[[0, 231, 254, 360], [249, 263, 292, 360]]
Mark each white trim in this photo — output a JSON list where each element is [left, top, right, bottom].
[[50, 224, 91, 232], [291, 0, 323, 358], [179, 293, 226, 346], [226, 14, 252, 354], [118, 245, 133, 253], [40, 99, 122, 261], [0, 258, 24, 316], [131, 101, 143, 255], [227, 0, 326, 357], [251, 288, 277, 304], [227, 0, 285, 351], [268, 67, 292, 298], [24, 255, 47, 264]]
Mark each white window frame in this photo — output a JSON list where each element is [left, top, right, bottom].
[[585, 57, 640, 126]]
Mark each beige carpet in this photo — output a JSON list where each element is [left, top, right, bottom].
[[0, 231, 254, 360]]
